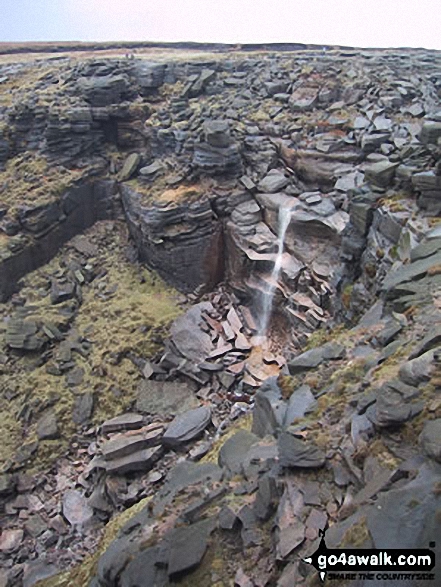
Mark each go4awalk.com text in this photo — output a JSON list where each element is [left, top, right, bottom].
[[303, 530, 436, 583]]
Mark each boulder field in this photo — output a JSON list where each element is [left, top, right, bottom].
[[0, 44, 440, 586]]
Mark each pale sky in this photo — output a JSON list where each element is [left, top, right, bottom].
[[1, 0, 440, 50]]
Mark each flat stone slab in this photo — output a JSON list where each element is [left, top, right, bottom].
[[170, 302, 214, 362], [101, 413, 144, 434], [136, 380, 199, 416], [288, 342, 345, 374], [383, 251, 441, 294], [162, 406, 211, 448], [278, 432, 326, 468], [102, 424, 164, 460], [105, 446, 163, 475]]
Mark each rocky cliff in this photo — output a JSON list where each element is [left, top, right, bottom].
[[0, 44, 441, 587]]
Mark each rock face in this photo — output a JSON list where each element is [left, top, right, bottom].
[[162, 406, 211, 448], [2, 44, 441, 587], [0, 181, 118, 302], [121, 185, 224, 293]]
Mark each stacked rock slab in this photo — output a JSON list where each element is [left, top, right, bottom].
[[193, 119, 243, 177], [121, 185, 224, 293]]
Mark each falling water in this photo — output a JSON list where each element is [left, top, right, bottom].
[[258, 206, 292, 337]]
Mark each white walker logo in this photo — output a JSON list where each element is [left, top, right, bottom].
[[302, 529, 436, 583]]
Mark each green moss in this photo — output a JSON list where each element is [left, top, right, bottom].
[[305, 324, 347, 351], [341, 284, 354, 310], [0, 221, 182, 473], [340, 516, 371, 548], [367, 439, 401, 470], [37, 497, 152, 587], [1, 154, 85, 209]]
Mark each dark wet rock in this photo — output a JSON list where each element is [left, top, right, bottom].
[[278, 431, 326, 468], [180, 486, 225, 523], [136, 379, 199, 416], [96, 534, 141, 587], [72, 392, 95, 425], [349, 195, 375, 236], [182, 68, 216, 98], [218, 429, 259, 475], [236, 503, 262, 547], [193, 141, 243, 177], [361, 131, 391, 152], [419, 419, 441, 462], [36, 411, 59, 440], [193, 120, 242, 176], [284, 385, 316, 426], [252, 377, 286, 438], [62, 489, 94, 528], [134, 62, 166, 95], [162, 406, 211, 448], [372, 206, 404, 244], [352, 459, 399, 505]]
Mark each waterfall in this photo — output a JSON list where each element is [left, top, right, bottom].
[[258, 205, 292, 337]]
